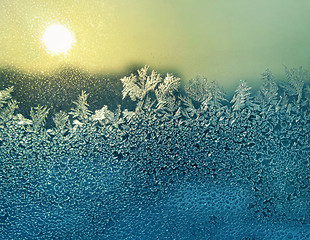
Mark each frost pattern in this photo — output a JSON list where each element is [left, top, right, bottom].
[[0, 66, 309, 239], [231, 79, 255, 111], [282, 66, 307, 105], [121, 65, 180, 112], [258, 68, 278, 107], [155, 73, 180, 109], [0, 86, 18, 123], [30, 105, 49, 132], [0, 86, 14, 108], [69, 90, 91, 122], [121, 65, 161, 103], [185, 76, 226, 112]]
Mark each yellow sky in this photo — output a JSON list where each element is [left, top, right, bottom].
[[1, 0, 310, 89]]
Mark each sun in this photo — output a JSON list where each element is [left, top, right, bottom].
[[42, 24, 75, 55]]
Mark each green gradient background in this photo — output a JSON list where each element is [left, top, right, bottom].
[[1, 0, 310, 91]]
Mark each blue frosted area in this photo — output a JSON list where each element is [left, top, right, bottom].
[[0, 67, 309, 239]]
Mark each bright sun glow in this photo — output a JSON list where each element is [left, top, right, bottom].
[[42, 24, 75, 55]]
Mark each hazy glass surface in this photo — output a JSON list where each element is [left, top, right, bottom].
[[0, 1, 309, 239], [1, 0, 310, 90]]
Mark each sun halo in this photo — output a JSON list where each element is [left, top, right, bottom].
[[42, 24, 76, 55]]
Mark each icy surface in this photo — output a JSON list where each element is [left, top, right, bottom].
[[0, 66, 309, 239]]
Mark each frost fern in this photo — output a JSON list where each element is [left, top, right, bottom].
[[70, 91, 91, 123], [258, 69, 278, 107], [281, 66, 307, 105], [185, 76, 226, 112], [0, 99, 18, 122], [185, 76, 209, 103], [201, 80, 226, 111], [121, 65, 161, 103], [0, 86, 14, 109], [121, 66, 180, 112], [30, 105, 50, 132], [155, 73, 180, 110], [231, 80, 255, 112], [53, 111, 70, 136]]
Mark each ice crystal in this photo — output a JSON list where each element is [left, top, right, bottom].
[[121, 66, 180, 111], [201, 80, 226, 111], [14, 113, 33, 125], [304, 85, 310, 107], [53, 110, 70, 129], [185, 76, 209, 103], [0, 86, 13, 109], [179, 95, 197, 118], [52, 111, 70, 137], [155, 73, 180, 110], [69, 90, 91, 122], [258, 69, 279, 107], [121, 65, 161, 102], [0, 99, 18, 122], [92, 105, 124, 127], [184, 76, 226, 115], [122, 108, 135, 122], [281, 66, 308, 105], [30, 105, 49, 131], [231, 79, 256, 112]]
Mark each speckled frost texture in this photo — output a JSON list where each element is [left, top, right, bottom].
[[0, 67, 309, 239]]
